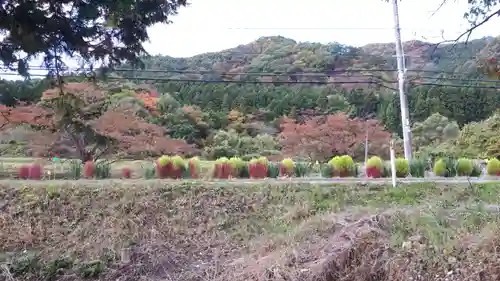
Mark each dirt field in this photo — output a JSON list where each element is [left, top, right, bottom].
[[1, 181, 500, 281]]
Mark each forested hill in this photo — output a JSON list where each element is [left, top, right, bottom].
[[119, 35, 499, 84]]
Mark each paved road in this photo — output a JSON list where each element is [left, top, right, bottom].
[[1, 177, 500, 186]]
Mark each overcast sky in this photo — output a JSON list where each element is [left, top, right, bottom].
[[1, 0, 500, 79], [144, 0, 500, 57]]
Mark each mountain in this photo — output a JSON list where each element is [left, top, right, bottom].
[[117, 35, 500, 91]]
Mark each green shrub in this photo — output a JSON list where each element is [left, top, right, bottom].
[[142, 162, 156, 179], [68, 160, 82, 180], [409, 158, 426, 178], [456, 158, 473, 176], [394, 158, 409, 178], [267, 162, 280, 178], [470, 162, 482, 177], [320, 163, 334, 178], [281, 158, 294, 170], [229, 157, 245, 174], [433, 158, 456, 177], [486, 158, 500, 176], [366, 156, 383, 170], [294, 162, 309, 177], [239, 163, 250, 178], [95, 160, 112, 179], [381, 163, 391, 178]]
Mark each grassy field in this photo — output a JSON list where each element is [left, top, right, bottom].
[[1, 181, 500, 281]]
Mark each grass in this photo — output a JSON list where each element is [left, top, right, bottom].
[[1, 181, 500, 281]]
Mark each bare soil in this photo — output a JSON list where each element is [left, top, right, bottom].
[[1, 181, 500, 281]]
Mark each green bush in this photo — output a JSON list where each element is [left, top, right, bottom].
[[409, 158, 426, 178], [486, 158, 500, 176], [456, 158, 473, 176], [142, 162, 156, 179], [68, 160, 82, 180], [366, 156, 383, 170], [294, 162, 309, 177], [433, 158, 457, 177], [433, 159, 447, 177], [267, 162, 280, 178], [95, 160, 112, 179], [470, 162, 482, 177], [381, 163, 391, 178], [394, 158, 409, 178], [320, 163, 334, 178]]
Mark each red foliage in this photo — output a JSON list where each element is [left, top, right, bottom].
[[279, 113, 391, 161], [29, 164, 43, 180], [84, 161, 96, 178], [366, 166, 382, 178], [122, 168, 132, 178], [249, 163, 267, 179], [18, 165, 30, 179], [155, 162, 184, 179], [279, 164, 294, 177], [213, 163, 233, 179], [188, 160, 199, 178]]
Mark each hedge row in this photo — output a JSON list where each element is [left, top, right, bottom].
[[13, 156, 500, 180]]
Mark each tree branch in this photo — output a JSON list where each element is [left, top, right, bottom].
[[430, 8, 500, 55]]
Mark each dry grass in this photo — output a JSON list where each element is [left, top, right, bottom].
[[1, 181, 500, 281]]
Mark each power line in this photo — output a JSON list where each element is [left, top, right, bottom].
[[2, 70, 500, 90]]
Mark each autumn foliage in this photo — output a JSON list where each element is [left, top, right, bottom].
[[279, 113, 391, 161], [0, 82, 196, 160]]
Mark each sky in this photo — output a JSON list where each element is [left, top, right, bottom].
[[145, 0, 500, 57], [1, 0, 500, 79]]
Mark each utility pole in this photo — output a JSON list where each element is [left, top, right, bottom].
[[391, 0, 412, 161]]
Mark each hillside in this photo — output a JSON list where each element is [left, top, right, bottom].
[[118, 35, 500, 90]]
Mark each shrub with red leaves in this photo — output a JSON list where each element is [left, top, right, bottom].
[[249, 163, 267, 179], [122, 167, 131, 178], [18, 165, 30, 179], [213, 163, 233, 179], [84, 161, 95, 178], [366, 166, 382, 178], [29, 164, 43, 180]]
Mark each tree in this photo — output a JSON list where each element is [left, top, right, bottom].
[[0, 0, 188, 75], [1, 82, 195, 160], [412, 113, 460, 151], [279, 113, 391, 161]]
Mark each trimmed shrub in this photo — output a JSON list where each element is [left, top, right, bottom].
[[394, 158, 409, 178], [188, 157, 201, 178], [486, 158, 500, 176], [68, 160, 82, 179], [267, 162, 280, 178], [249, 157, 268, 178], [29, 163, 43, 180], [122, 167, 132, 178], [142, 162, 156, 179], [366, 156, 383, 178], [229, 157, 245, 177], [170, 156, 185, 179], [331, 155, 355, 177], [456, 158, 473, 176], [214, 157, 232, 179], [280, 158, 295, 177], [321, 163, 334, 178], [95, 160, 111, 179], [83, 161, 95, 178], [18, 165, 30, 179], [294, 162, 309, 177], [409, 158, 426, 178], [433, 159, 447, 177], [470, 162, 482, 177]]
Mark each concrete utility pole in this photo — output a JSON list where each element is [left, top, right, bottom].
[[391, 0, 413, 161]]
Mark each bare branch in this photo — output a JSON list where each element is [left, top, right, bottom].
[[430, 8, 500, 55]]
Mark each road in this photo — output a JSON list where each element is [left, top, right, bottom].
[[1, 176, 500, 186]]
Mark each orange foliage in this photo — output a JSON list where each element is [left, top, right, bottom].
[[136, 92, 160, 114], [2, 82, 197, 159], [279, 113, 391, 161], [92, 109, 196, 156]]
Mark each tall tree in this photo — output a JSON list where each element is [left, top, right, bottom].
[[0, 0, 188, 75]]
